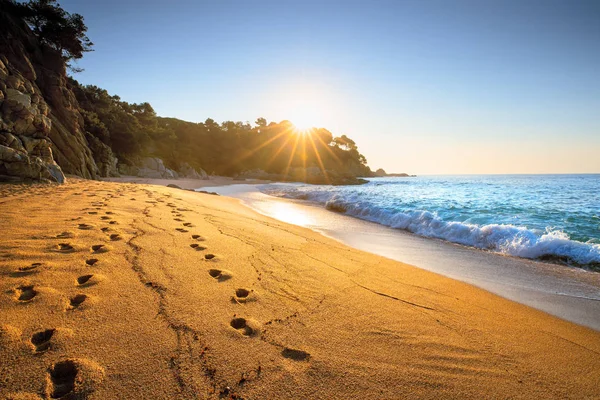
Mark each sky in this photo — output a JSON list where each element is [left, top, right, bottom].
[[61, 0, 600, 175]]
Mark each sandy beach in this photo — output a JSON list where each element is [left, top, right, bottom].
[[1, 178, 600, 399], [204, 183, 600, 332]]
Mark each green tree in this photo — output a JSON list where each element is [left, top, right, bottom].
[[21, 0, 93, 60]]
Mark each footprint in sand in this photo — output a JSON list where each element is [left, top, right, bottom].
[[174, 218, 183, 222], [56, 231, 74, 239], [175, 228, 189, 233], [14, 285, 37, 302], [87, 211, 98, 215], [11, 263, 43, 277], [230, 317, 260, 337], [191, 234, 204, 241], [69, 294, 87, 309], [108, 221, 118, 225], [109, 234, 121, 241], [281, 348, 311, 362], [204, 254, 216, 260], [48, 360, 77, 398], [19, 262, 43, 272], [233, 288, 251, 302], [100, 216, 111, 220], [90, 245, 108, 254], [77, 275, 95, 286], [100, 227, 110, 233], [105, 211, 114, 215], [183, 222, 195, 227], [189, 243, 206, 251], [46, 359, 104, 399], [31, 328, 55, 352], [85, 258, 98, 266], [208, 268, 232, 281], [55, 243, 75, 253], [78, 223, 95, 230]]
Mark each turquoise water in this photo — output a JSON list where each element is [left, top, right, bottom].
[[260, 175, 600, 266]]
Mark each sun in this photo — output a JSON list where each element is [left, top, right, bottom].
[[289, 106, 320, 134], [291, 122, 313, 135], [266, 78, 345, 135]]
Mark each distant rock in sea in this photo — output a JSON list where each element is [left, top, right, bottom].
[[372, 168, 415, 177]]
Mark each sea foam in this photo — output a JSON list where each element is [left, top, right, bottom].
[[261, 181, 600, 267]]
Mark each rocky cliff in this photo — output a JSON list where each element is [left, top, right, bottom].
[[0, 2, 117, 182]]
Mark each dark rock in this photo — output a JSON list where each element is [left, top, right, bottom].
[[136, 157, 178, 179], [0, 4, 99, 182], [178, 162, 208, 180]]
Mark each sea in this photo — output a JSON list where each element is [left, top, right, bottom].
[[259, 174, 600, 268]]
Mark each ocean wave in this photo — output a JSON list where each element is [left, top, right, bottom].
[[260, 185, 600, 267]]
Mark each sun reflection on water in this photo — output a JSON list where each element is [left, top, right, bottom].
[[263, 201, 314, 227]]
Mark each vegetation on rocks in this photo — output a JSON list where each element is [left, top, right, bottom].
[[1, 0, 375, 184]]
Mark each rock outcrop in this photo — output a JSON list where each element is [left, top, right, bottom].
[[86, 134, 118, 177], [372, 168, 414, 178], [137, 157, 178, 179], [179, 162, 209, 180], [0, 3, 118, 182], [0, 55, 64, 182], [118, 158, 209, 181]]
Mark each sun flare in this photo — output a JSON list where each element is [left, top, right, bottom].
[[289, 106, 319, 132], [291, 122, 312, 135]]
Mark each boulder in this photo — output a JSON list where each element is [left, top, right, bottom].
[[0, 132, 25, 153], [5, 88, 31, 109], [135, 157, 178, 179], [0, 144, 65, 183], [118, 164, 139, 176], [178, 162, 209, 180], [136, 169, 164, 179]]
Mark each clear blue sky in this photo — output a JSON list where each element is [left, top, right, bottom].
[[61, 0, 600, 174]]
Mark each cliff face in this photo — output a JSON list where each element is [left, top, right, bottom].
[[0, 3, 117, 182]]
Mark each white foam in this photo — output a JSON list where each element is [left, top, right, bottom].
[[262, 185, 600, 266]]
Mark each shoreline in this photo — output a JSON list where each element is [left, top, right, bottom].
[[103, 175, 271, 189], [3, 178, 598, 398], [204, 183, 600, 332]]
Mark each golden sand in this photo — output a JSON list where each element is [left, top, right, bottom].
[[1, 179, 599, 399]]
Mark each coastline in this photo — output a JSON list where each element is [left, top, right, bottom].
[[203, 183, 600, 332], [2, 178, 599, 399], [104, 175, 271, 190]]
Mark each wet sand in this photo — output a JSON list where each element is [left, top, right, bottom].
[[208, 184, 600, 331], [1, 178, 599, 399]]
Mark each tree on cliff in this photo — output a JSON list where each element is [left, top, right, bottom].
[[19, 0, 93, 61]]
